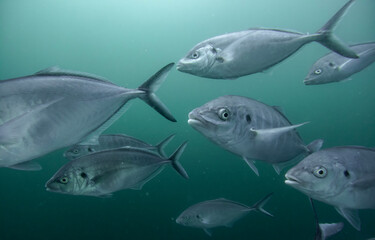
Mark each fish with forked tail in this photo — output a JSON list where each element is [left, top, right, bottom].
[[0, 63, 176, 171], [177, 0, 358, 79]]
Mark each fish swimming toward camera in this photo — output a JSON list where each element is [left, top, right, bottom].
[[177, 0, 358, 79], [64, 134, 175, 160], [176, 193, 273, 236], [285, 146, 375, 231], [310, 198, 344, 240], [0, 63, 176, 171], [188, 95, 323, 175], [45, 142, 189, 197], [305, 42, 375, 85]]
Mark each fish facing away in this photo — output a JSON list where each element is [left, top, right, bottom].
[[45, 142, 189, 197], [176, 193, 273, 236], [310, 198, 344, 240], [177, 0, 358, 79], [188, 95, 323, 176], [64, 134, 175, 160], [0, 63, 176, 171], [305, 42, 375, 85], [285, 146, 375, 231]]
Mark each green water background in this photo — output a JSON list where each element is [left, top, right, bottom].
[[0, 0, 374, 239]]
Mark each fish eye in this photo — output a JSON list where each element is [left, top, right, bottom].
[[218, 108, 230, 121], [59, 177, 69, 184], [314, 69, 322, 75], [313, 167, 327, 178], [72, 149, 79, 154], [191, 52, 200, 59]]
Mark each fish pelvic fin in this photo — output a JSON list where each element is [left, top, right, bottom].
[[168, 141, 189, 179], [248, 193, 274, 217], [335, 207, 360, 231], [137, 63, 177, 122], [314, 0, 358, 58], [155, 134, 176, 158]]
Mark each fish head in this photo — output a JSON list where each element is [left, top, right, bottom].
[[188, 96, 251, 147], [63, 145, 96, 160], [45, 165, 91, 195], [304, 60, 340, 85], [176, 208, 206, 228], [177, 44, 218, 77], [285, 151, 349, 200]]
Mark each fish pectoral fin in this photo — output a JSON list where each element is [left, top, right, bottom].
[[0, 98, 64, 145], [242, 157, 259, 176], [203, 228, 213, 237], [249, 122, 309, 142], [8, 161, 42, 171], [335, 207, 360, 231], [350, 177, 375, 189]]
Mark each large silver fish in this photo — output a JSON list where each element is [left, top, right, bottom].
[[188, 95, 323, 175], [0, 63, 176, 171], [285, 146, 375, 231], [177, 0, 358, 79], [305, 42, 375, 85], [176, 193, 273, 236], [64, 134, 175, 160], [45, 142, 189, 197]]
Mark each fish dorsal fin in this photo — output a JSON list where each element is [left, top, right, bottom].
[[335, 207, 360, 231], [34, 66, 112, 83], [248, 27, 304, 35]]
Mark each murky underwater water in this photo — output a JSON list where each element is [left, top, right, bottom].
[[0, 0, 374, 239]]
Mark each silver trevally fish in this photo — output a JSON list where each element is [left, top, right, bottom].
[[176, 193, 273, 236], [45, 142, 189, 197], [310, 198, 344, 240], [64, 134, 175, 160], [0, 63, 176, 171], [305, 42, 375, 85], [285, 146, 375, 231], [188, 95, 323, 176], [177, 0, 358, 79]]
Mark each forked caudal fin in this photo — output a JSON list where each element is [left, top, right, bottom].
[[314, 0, 358, 58], [155, 134, 176, 158], [168, 141, 189, 179], [249, 193, 274, 217], [138, 63, 177, 122]]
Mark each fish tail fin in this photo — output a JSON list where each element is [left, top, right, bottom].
[[315, 0, 358, 58], [155, 134, 176, 158], [249, 193, 274, 217], [306, 139, 324, 154], [137, 63, 177, 122], [168, 141, 189, 179]]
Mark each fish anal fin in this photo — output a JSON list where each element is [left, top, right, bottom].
[[203, 228, 213, 237], [8, 161, 42, 171], [242, 157, 259, 176]]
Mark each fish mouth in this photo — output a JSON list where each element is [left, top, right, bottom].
[[285, 173, 301, 186], [187, 112, 205, 128]]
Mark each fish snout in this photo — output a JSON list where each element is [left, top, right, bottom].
[[284, 172, 301, 186]]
